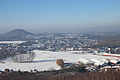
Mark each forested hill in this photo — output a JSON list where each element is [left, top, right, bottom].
[[91, 33, 120, 48]]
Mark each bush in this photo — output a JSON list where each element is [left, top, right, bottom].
[[56, 59, 64, 68]]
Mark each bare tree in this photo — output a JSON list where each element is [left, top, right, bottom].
[[11, 51, 35, 63]]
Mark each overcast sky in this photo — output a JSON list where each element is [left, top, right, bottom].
[[0, 0, 120, 33]]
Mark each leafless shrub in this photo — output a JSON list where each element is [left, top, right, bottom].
[[56, 59, 64, 68]]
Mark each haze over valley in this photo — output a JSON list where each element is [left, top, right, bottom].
[[0, 0, 120, 80]]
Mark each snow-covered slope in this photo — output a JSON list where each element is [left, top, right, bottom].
[[0, 50, 118, 71]]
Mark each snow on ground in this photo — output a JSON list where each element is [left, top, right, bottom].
[[0, 41, 26, 44], [0, 50, 119, 71]]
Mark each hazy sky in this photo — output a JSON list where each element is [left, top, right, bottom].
[[0, 0, 120, 33]]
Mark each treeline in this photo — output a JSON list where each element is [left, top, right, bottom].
[[92, 39, 120, 48], [1, 69, 120, 80], [89, 33, 120, 40], [0, 50, 31, 60], [11, 51, 35, 63], [89, 33, 120, 48]]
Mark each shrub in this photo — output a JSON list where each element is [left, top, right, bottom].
[[56, 59, 64, 68]]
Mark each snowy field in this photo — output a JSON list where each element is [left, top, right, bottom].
[[0, 41, 26, 44], [0, 50, 119, 71]]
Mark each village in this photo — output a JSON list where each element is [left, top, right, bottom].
[[0, 33, 120, 80]]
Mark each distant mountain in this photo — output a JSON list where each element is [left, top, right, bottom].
[[0, 29, 34, 40]]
